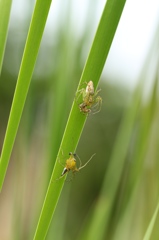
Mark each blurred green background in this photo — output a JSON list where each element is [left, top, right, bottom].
[[1, 0, 159, 239]]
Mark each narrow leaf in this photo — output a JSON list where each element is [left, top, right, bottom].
[[33, 0, 126, 239], [0, 0, 52, 189], [0, 0, 12, 73], [143, 201, 159, 240]]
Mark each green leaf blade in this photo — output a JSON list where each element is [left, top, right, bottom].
[[33, 0, 127, 239], [0, 0, 12, 73], [0, 0, 52, 190], [143, 201, 159, 240]]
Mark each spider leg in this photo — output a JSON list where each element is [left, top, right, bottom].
[[58, 154, 65, 168], [92, 96, 102, 114], [52, 173, 66, 182], [66, 171, 75, 182], [78, 153, 96, 171], [94, 88, 101, 97], [76, 154, 82, 168], [75, 88, 85, 103]]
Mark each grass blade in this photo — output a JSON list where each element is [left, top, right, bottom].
[[82, 25, 159, 240], [143, 201, 159, 240], [124, 74, 158, 209], [0, 0, 52, 190], [0, 0, 12, 73], [84, 85, 142, 240], [33, 0, 126, 239]]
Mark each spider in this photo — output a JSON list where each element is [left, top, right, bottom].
[[76, 80, 102, 114], [57, 152, 96, 180]]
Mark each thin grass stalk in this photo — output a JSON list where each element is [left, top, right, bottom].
[[0, 0, 12, 73], [33, 0, 126, 239], [0, 0, 52, 190]]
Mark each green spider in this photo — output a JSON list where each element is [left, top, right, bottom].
[[76, 80, 102, 114]]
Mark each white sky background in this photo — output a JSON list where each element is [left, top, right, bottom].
[[11, 0, 159, 90], [47, 0, 159, 90], [103, 0, 159, 90]]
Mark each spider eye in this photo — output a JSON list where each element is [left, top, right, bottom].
[[69, 152, 72, 155], [73, 153, 77, 157]]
